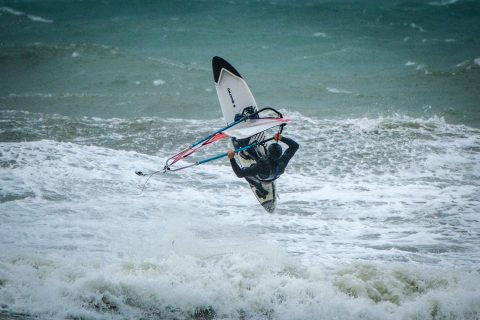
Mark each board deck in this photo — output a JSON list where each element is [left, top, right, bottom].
[[212, 56, 276, 213]]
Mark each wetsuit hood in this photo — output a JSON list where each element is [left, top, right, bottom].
[[267, 143, 282, 161]]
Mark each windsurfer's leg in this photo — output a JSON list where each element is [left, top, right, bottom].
[[245, 177, 268, 197]]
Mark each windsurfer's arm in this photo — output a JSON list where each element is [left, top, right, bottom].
[[274, 134, 299, 165], [228, 150, 260, 178]]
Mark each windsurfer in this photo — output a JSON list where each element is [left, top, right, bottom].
[[227, 133, 299, 198]]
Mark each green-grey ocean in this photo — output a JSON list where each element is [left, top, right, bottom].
[[1, 1, 479, 319]]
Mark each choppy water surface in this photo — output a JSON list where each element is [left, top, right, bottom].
[[1, 0, 480, 319], [1, 110, 479, 319]]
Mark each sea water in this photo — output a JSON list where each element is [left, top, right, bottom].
[[1, 1, 480, 319]]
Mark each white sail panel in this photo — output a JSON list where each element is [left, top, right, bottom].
[[224, 118, 290, 139]]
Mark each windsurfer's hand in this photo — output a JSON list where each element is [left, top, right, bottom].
[[227, 149, 235, 159], [274, 133, 282, 141]]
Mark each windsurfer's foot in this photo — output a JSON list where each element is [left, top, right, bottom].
[[255, 187, 268, 199]]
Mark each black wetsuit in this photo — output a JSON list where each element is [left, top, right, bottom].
[[229, 137, 299, 189]]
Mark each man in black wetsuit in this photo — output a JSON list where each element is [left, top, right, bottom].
[[227, 133, 299, 198]]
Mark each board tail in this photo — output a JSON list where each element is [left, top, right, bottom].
[[212, 56, 242, 83]]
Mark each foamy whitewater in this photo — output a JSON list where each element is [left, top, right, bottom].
[[1, 0, 480, 319]]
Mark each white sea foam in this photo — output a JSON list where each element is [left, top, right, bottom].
[[458, 63, 474, 70], [1, 112, 479, 319], [27, 14, 53, 23], [0, 6, 23, 15], [0, 251, 479, 320], [147, 57, 209, 72], [0, 6, 53, 23], [474, 58, 480, 66], [428, 0, 460, 6], [313, 32, 327, 38], [408, 23, 426, 32], [326, 87, 352, 94], [153, 79, 166, 86]]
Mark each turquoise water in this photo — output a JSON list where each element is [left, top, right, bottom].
[[1, 0, 479, 123], [1, 1, 480, 319]]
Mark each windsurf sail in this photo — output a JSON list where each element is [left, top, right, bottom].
[[136, 107, 289, 177], [224, 118, 289, 139], [164, 131, 228, 169]]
